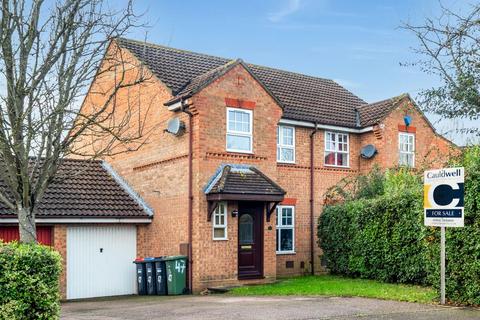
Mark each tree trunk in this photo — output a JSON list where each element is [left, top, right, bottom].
[[17, 205, 37, 243]]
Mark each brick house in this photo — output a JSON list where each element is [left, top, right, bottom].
[[1, 38, 456, 299], [76, 38, 455, 293]]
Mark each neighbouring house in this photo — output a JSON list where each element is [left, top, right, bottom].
[[1, 38, 457, 299], [0, 159, 152, 300]]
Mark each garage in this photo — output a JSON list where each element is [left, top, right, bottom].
[[67, 225, 137, 300], [0, 159, 153, 300]]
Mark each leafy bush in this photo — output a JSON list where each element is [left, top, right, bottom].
[[318, 146, 480, 305], [0, 242, 62, 320], [425, 146, 480, 305]]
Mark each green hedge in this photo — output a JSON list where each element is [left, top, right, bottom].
[[318, 146, 480, 305], [0, 242, 62, 320], [318, 191, 428, 285], [425, 146, 480, 305]]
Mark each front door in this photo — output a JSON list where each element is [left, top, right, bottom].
[[238, 202, 263, 279]]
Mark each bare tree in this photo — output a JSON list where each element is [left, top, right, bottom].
[[0, 0, 151, 243], [403, 3, 480, 136]]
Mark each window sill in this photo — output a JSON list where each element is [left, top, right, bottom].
[[276, 251, 296, 255], [277, 161, 296, 165], [324, 164, 350, 169], [213, 238, 228, 241], [226, 149, 254, 155]]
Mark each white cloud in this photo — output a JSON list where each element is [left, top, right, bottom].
[[268, 0, 302, 22]]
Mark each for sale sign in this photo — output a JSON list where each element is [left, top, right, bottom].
[[424, 167, 464, 227]]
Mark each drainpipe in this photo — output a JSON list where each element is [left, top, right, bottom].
[[181, 99, 193, 293], [309, 123, 319, 276]]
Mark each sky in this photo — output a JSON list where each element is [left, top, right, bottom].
[[120, 0, 479, 145]]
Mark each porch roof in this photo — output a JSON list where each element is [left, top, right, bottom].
[[204, 164, 285, 202]]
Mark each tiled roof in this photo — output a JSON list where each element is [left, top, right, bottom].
[[0, 159, 152, 219], [357, 94, 407, 127], [205, 164, 285, 196], [118, 38, 370, 128]]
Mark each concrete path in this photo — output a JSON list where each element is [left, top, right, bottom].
[[61, 295, 480, 320]]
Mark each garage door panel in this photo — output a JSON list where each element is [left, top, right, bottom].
[[67, 225, 137, 299]]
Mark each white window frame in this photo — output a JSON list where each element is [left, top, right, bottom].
[[399, 132, 415, 167], [277, 125, 296, 163], [324, 131, 350, 168], [212, 202, 228, 240], [226, 107, 253, 153], [276, 205, 295, 254]]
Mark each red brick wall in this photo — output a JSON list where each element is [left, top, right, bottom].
[[359, 98, 455, 172], [75, 48, 456, 292], [53, 225, 67, 300], [190, 64, 282, 290]]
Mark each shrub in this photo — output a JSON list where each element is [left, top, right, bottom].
[[0, 242, 62, 320], [425, 146, 480, 305], [318, 146, 480, 305]]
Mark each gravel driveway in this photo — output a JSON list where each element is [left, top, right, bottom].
[[61, 295, 480, 320]]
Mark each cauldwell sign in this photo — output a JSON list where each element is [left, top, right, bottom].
[[424, 167, 464, 227]]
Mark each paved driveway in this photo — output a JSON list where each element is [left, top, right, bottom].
[[61, 295, 480, 320]]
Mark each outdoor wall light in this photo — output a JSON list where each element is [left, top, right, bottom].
[[231, 209, 238, 218]]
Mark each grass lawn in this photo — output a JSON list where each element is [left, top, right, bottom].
[[229, 275, 436, 304]]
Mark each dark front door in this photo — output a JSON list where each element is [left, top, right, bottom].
[[238, 202, 263, 279]]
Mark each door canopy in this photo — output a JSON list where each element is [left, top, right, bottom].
[[204, 164, 285, 221]]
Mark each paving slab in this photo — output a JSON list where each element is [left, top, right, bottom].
[[61, 295, 480, 320]]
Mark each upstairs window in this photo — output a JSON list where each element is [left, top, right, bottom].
[[226, 108, 252, 153], [213, 202, 227, 240], [399, 132, 415, 167], [277, 125, 295, 163], [276, 206, 295, 254], [324, 131, 349, 167]]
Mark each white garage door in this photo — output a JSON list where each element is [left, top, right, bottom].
[[67, 225, 137, 299]]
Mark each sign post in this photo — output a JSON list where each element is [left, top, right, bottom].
[[424, 167, 464, 305]]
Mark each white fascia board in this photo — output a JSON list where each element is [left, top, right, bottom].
[[279, 118, 373, 133], [167, 101, 182, 111], [0, 218, 152, 224]]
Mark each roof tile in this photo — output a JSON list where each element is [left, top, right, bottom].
[[0, 159, 151, 219]]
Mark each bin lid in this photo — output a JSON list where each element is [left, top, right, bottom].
[[133, 258, 144, 263], [144, 257, 156, 261], [162, 255, 188, 261]]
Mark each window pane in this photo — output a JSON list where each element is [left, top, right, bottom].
[[407, 154, 414, 167], [282, 127, 293, 145], [280, 229, 293, 251], [282, 208, 292, 226], [337, 153, 348, 166], [227, 134, 251, 151], [280, 148, 294, 162], [228, 110, 250, 133], [399, 153, 408, 166], [325, 151, 336, 165], [239, 214, 253, 244], [214, 228, 225, 239]]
